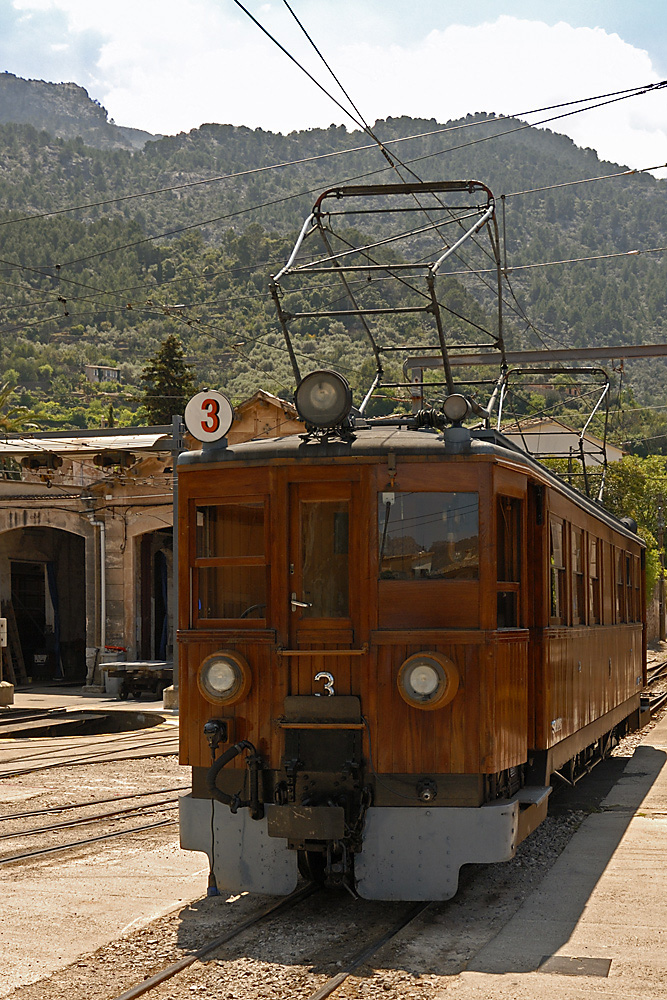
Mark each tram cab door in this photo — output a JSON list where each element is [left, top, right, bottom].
[[288, 482, 359, 688]]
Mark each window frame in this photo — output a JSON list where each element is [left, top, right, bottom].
[[549, 517, 567, 626], [571, 526, 585, 625], [588, 536, 601, 625], [496, 495, 522, 629], [191, 494, 270, 627], [615, 547, 627, 624]]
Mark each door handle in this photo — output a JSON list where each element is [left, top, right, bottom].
[[291, 593, 312, 611]]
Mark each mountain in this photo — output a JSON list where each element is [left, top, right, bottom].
[[0, 80, 666, 450], [0, 72, 157, 150]]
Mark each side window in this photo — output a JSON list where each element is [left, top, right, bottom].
[[633, 555, 641, 622], [616, 549, 626, 623], [194, 500, 267, 621], [572, 527, 584, 624], [588, 537, 600, 624], [378, 492, 479, 580], [550, 519, 566, 623], [497, 496, 521, 628]]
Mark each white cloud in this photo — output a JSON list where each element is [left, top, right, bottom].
[[327, 18, 666, 173], [2, 4, 666, 174]]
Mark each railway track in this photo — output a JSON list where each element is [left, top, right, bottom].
[[0, 726, 178, 778], [645, 657, 667, 714], [0, 817, 176, 866], [111, 886, 430, 1000], [0, 785, 182, 866], [0, 783, 187, 822]]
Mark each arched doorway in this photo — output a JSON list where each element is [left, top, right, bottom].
[[0, 527, 86, 683], [137, 528, 173, 661]]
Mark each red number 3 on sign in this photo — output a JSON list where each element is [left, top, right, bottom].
[[184, 390, 234, 443], [201, 397, 221, 433]]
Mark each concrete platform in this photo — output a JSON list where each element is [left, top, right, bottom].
[[0, 839, 208, 997], [439, 714, 667, 1000]]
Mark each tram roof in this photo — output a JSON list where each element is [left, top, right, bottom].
[[179, 426, 642, 546]]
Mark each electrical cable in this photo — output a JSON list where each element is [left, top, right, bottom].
[[505, 162, 667, 198], [1, 74, 663, 286], [0, 82, 660, 232], [2, 17, 665, 420]]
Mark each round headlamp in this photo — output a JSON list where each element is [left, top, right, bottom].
[[397, 652, 459, 711], [295, 370, 352, 428], [197, 650, 251, 705], [442, 393, 470, 423]]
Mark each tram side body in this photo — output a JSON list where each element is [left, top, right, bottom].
[[177, 429, 645, 901]]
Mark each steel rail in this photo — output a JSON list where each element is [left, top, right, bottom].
[[112, 885, 320, 1000], [651, 691, 667, 713], [0, 747, 178, 780], [0, 784, 188, 822], [0, 797, 177, 841], [307, 902, 430, 1000], [0, 737, 178, 778], [0, 729, 177, 765], [647, 660, 667, 682], [0, 818, 175, 865]]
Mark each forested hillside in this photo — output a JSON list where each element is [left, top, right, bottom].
[[1, 82, 666, 447]]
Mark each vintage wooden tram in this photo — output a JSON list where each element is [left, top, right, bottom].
[[177, 181, 645, 900]]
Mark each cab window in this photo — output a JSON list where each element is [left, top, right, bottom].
[[378, 491, 479, 580], [194, 500, 267, 621]]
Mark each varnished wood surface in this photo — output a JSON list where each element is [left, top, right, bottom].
[[179, 631, 529, 773], [533, 624, 643, 748], [178, 450, 645, 778]]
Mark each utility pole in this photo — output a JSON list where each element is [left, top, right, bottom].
[[658, 496, 665, 642], [164, 414, 183, 709]]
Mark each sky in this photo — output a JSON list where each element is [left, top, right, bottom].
[[1, 1, 667, 174]]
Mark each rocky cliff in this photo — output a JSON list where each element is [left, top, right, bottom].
[[0, 71, 158, 149]]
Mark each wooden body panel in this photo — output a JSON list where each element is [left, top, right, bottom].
[[532, 624, 642, 749], [178, 629, 285, 769], [177, 445, 645, 780], [179, 626, 528, 774]]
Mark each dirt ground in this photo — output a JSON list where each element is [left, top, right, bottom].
[[1, 711, 660, 1000], [0, 753, 207, 997]]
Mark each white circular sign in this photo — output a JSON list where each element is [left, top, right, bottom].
[[184, 391, 234, 442]]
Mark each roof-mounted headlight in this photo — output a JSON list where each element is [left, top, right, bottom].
[[198, 650, 251, 706], [442, 393, 470, 424], [295, 370, 352, 428]]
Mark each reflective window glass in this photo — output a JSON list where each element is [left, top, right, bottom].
[[378, 492, 479, 580], [197, 566, 266, 619], [301, 501, 349, 617], [196, 502, 264, 558]]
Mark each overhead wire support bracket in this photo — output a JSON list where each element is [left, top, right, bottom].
[[271, 179, 506, 414]]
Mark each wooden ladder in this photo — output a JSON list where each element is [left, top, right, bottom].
[[1, 602, 28, 685]]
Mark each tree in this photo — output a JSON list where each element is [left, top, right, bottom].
[[140, 335, 196, 425], [0, 380, 30, 432]]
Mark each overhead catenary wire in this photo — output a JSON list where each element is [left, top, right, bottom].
[[1, 147, 663, 323], [232, 2, 508, 373], [505, 162, 667, 199], [440, 244, 667, 276], [2, 17, 666, 420], [6, 79, 664, 277], [0, 83, 662, 233], [0, 123, 664, 312], [4, 229, 666, 396]]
